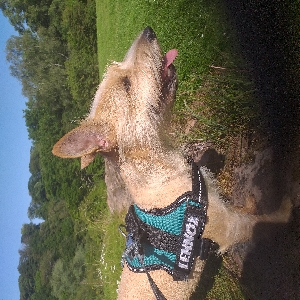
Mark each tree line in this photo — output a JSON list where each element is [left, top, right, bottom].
[[1, 0, 105, 299]]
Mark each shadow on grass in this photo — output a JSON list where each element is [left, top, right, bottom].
[[223, 1, 300, 299], [224, 0, 299, 155], [191, 2, 299, 298], [241, 210, 300, 300], [190, 244, 223, 300]]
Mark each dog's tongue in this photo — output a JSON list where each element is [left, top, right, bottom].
[[164, 49, 178, 67]]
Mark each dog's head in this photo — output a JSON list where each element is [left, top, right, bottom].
[[52, 27, 178, 168]]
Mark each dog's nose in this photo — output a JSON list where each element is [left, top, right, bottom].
[[143, 26, 156, 42]]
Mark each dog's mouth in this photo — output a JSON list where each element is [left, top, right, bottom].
[[161, 48, 177, 102], [162, 49, 178, 80], [141, 26, 177, 83]]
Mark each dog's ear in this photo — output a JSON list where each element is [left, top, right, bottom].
[[80, 153, 97, 169], [52, 124, 113, 168]]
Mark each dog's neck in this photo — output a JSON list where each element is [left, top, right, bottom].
[[119, 149, 192, 209]]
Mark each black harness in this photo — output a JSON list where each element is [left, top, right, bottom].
[[119, 161, 211, 299]]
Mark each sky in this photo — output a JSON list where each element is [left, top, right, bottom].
[[0, 12, 33, 300]]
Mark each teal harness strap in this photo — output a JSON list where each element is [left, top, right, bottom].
[[120, 161, 209, 298]]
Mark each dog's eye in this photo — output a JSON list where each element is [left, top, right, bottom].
[[122, 76, 131, 93]]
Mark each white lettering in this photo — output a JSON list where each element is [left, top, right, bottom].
[[180, 252, 189, 262], [187, 216, 199, 227], [178, 262, 189, 269], [186, 222, 196, 236], [178, 216, 200, 268]]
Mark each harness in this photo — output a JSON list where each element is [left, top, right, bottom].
[[119, 161, 210, 299]]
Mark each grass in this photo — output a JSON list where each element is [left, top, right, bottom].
[[206, 267, 246, 300], [97, 211, 126, 299], [85, 0, 258, 298], [78, 188, 127, 299], [95, 0, 258, 146], [96, 0, 235, 79]]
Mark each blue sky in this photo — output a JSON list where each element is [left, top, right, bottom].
[[0, 12, 33, 300]]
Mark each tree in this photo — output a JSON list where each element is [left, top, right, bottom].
[[50, 245, 85, 299], [2, 1, 103, 298], [0, 0, 53, 33], [18, 223, 40, 300]]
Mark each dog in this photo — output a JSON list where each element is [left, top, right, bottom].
[[53, 27, 291, 299]]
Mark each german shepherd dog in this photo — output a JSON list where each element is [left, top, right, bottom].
[[53, 27, 291, 299]]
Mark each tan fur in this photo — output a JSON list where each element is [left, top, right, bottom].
[[52, 27, 291, 299]]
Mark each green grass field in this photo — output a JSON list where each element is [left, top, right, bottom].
[[85, 0, 256, 298], [96, 0, 257, 145], [96, 0, 230, 74]]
